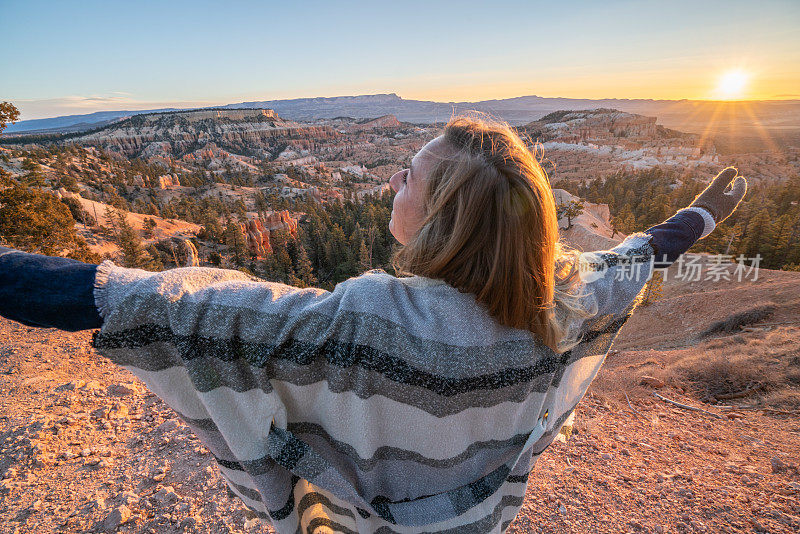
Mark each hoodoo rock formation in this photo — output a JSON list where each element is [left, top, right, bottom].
[[553, 189, 622, 251], [238, 211, 299, 258], [241, 219, 271, 257], [261, 210, 299, 236], [156, 174, 180, 189]]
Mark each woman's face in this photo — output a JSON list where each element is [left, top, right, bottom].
[[389, 136, 448, 245]]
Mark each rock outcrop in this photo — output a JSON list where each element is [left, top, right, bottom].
[[74, 109, 338, 161], [261, 210, 298, 236], [241, 219, 272, 257], [156, 174, 180, 189], [238, 211, 299, 257], [152, 237, 199, 267], [524, 109, 720, 180], [353, 115, 402, 130], [553, 189, 623, 251], [528, 109, 658, 143]]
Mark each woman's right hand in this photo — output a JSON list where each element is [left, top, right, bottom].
[[688, 167, 748, 225]]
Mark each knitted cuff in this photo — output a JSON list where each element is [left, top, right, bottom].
[[93, 260, 115, 320], [677, 207, 716, 239]]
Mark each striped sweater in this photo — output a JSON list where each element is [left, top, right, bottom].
[[89, 230, 663, 534]]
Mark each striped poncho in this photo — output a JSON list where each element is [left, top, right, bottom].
[[90, 232, 657, 534]]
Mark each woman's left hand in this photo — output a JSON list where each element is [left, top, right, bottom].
[[688, 167, 748, 225]]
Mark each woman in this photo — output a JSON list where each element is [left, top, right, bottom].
[[0, 116, 745, 533]]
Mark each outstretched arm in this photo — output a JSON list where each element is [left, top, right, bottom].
[[536, 167, 748, 458], [643, 207, 708, 268], [574, 167, 748, 319], [0, 238, 201, 332], [0, 246, 102, 331]]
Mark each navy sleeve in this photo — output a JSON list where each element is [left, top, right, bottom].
[[643, 210, 706, 269], [0, 247, 103, 331]]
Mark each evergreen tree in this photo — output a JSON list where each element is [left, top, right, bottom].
[[269, 230, 294, 283], [103, 205, 118, 235], [771, 213, 795, 266], [115, 211, 159, 270], [254, 190, 268, 217], [142, 217, 157, 239], [365, 225, 379, 268], [358, 239, 372, 272], [0, 184, 98, 262], [208, 250, 222, 267], [224, 220, 249, 267], [0, 168, 14, 187], [0, 101, 21, 135], [560, 200, 584, 229], [740, 209, 773, 259], [292, 242, 317, 287], [326, 223, 350, 281]]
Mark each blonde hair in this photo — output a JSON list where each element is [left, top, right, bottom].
[[393, 116, 591, 353]]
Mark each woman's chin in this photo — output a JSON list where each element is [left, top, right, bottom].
[[388, 221, 402, 245]]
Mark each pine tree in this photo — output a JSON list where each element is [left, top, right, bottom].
[[358, 239, 371, 272], [788, 228, 800, 266], [740, 209, 774, 259], [270, 230, 294, 283], [562, 200, 584, 229], [115, 211, 158, 270], [615, 206, 635, 234], [325, 223, 349, 281], [365, 225, 379, 267], [142, 217, 157, 239], [0, 101, 21, 135], [254, 190, 268, 218], [771, 213, 794, 267], [103, 204, 118, 235], [0, 184, 98, 262], [292, 242, 317, 288], [223, 220, 248, 267]]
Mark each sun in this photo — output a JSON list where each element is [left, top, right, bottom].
[[715, 70, 749, 100]]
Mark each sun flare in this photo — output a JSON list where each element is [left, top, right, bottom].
[[715, 70, 749, 100]]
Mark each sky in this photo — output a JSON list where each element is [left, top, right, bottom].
[[2, 0, 799, 120]]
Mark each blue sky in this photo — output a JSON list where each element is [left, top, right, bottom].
[[2, 0, 799, 119]]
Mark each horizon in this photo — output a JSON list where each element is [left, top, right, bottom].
[[9, 91, 800, 125], [3, 0, 798, 120]]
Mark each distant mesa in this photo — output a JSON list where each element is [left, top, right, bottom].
[[528, 109, 659, 140], [527, 109, 670, 142], [135, 108, 279, 124], [523, 108, 725, 180], [63, 108, 339, 163], [9, 92, 799, 139]]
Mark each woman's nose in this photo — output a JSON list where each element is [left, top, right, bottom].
[[389, 170, 403, 192]]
